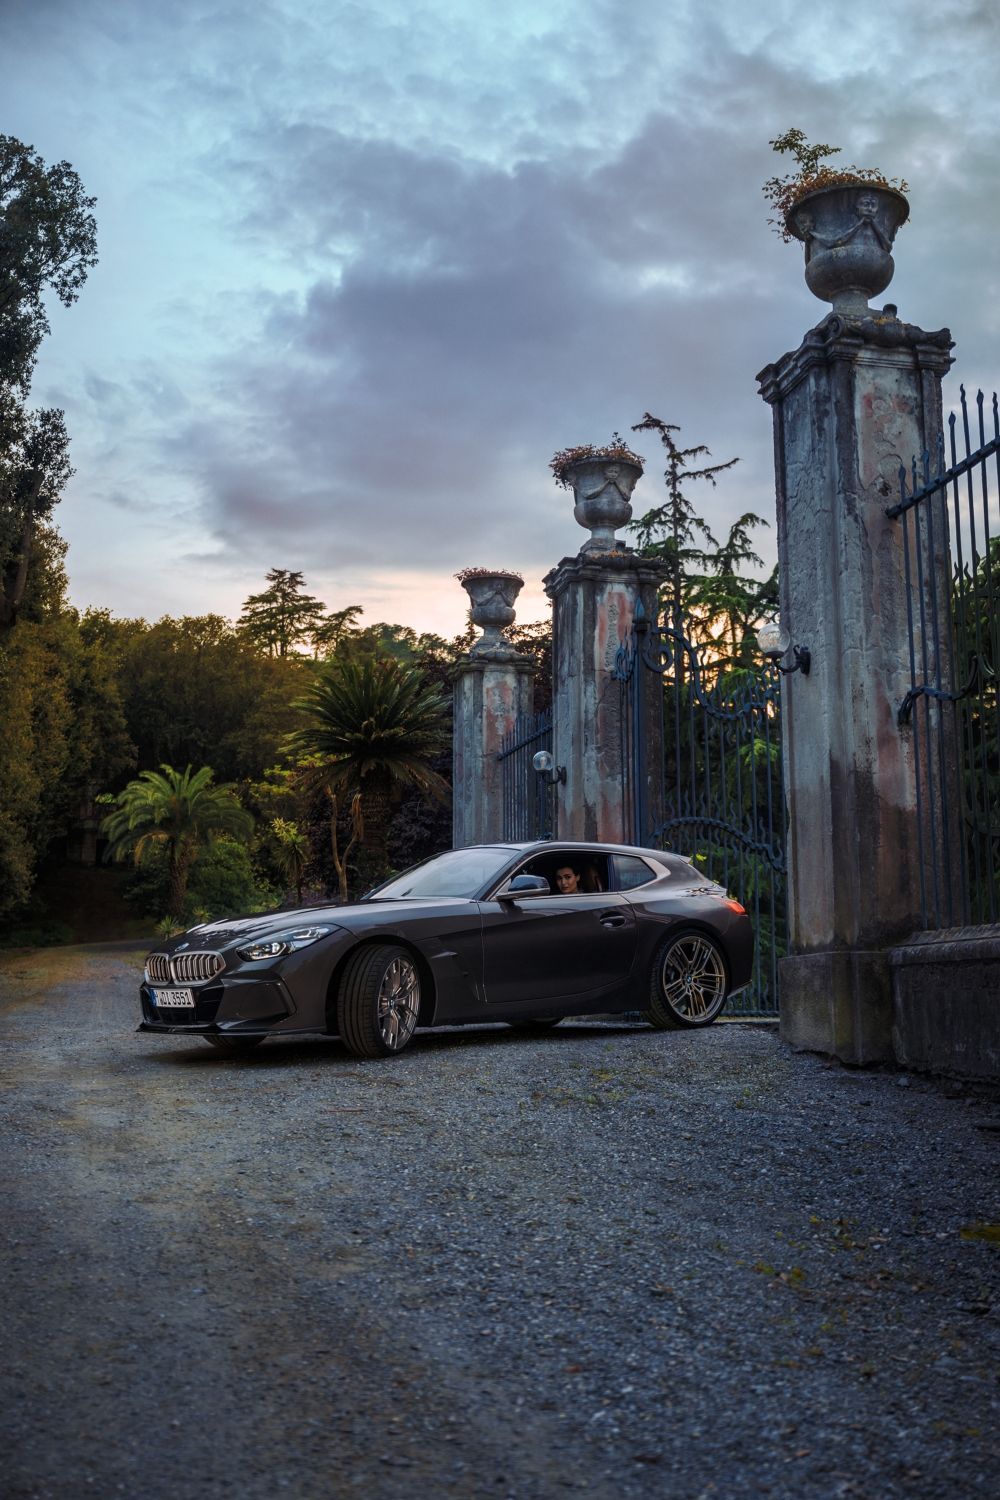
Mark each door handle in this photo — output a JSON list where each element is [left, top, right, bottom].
[[599, 913, 628, 929]]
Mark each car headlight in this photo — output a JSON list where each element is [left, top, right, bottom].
[[236, 926, 337, 962]]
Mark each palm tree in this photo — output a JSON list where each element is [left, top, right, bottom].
[[101, 764, 254, 919], [270, 817, 310, 904], [286, 657, 450, 895]]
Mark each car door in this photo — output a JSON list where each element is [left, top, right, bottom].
[[478, 886, 637, 1007]]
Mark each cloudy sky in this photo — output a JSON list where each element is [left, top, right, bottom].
[[4, 0, 1000, 636]]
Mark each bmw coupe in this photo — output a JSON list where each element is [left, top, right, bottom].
[[138, 840, 754, 1059]]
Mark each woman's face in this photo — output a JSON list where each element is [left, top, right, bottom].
[[555, 866, 580, 894]]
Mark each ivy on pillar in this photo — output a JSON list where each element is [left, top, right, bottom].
[[452, 569, 535, 848], [758, 180, 954, 1064]]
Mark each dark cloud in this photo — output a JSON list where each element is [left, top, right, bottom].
[[8, 0, 1000, 626]]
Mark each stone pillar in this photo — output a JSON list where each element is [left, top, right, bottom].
[[758, 184, 954, 1063], [543, 447, 666, 842], [452, 571, 535, 848]]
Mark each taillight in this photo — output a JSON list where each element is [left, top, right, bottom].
[[724, 899, 746, 915]]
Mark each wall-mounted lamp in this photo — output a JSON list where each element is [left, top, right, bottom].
[[532, 749, 566, 784], [756, 620, 811, 676]]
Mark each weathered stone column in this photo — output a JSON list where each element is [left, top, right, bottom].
[[452, 570, 535, 848], [543, 446, 666, 841], [758, 183, 954, 1064]]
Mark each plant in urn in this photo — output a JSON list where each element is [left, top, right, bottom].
[[764, 129, 909, 315], [550, 434, 645, 551], [456, 568, 524, 656]]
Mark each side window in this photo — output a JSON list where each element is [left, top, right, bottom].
[[544, 855, 608, 894], [612, 854, 657, 891]]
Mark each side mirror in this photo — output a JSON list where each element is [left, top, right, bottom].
[[496, 874, 551, 901]]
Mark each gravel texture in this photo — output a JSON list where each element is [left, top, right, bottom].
[[1, 941, 999, 1499]]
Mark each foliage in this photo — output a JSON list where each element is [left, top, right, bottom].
[[286, 657, 450, 891], [123, 837, 277, 925], [238, 568, 328, 657], [550, 432, 644, 488], [88, 611, 310, 782], [101, 764, 254, 920], [0, 134, 98, 392], [455, 566, 523, 584], [629, 413, 735, 619], [269, 817, 310, 905], [311, 603, 365, 658], [763, 129, 908, 241], [338, 620, 452, 666], [386, 747, 454, 875], [0, 395, 74, 630], [0, 612, 134, 919], [505, 618, 553, 710]]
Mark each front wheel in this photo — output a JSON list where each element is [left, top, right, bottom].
[[337, 945, 421, 1059], [645, 931, 728, 1030]]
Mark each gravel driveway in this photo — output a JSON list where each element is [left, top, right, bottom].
[[1, 941, 999, 1499]]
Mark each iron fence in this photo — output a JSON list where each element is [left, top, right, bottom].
[[497, 708, 554, 841], [887, 384, 1000, 929], [615, 607, 786, 1016]]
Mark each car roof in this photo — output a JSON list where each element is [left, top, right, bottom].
[[470, 840, 682, 862]]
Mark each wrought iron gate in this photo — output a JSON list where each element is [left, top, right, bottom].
[[888, 384, 1000, 929], [498, 708, 554, 841], [615, 606, 787, 1015]]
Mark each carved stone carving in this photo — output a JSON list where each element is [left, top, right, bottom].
[[559, 455, 643, 551], [786, 184, 909, 314], [457, 570, 524, 656]]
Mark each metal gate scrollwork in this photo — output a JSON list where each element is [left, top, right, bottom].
[[615, 604, 787, 1015]]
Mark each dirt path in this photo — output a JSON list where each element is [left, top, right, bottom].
[[2, 945, 999, 1499]]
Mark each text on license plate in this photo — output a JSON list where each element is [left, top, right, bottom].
[[151, 988, 195, 1008]]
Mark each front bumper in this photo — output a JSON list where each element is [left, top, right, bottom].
[[138, 975, 296, 1035]]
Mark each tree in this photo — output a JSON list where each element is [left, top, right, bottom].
[[101, 764, 254, 920], [0, 135, 98, 392], [238, 569, 326, 657], [0, 399, 73, 629], [270, 817, 309, 904], [311, 604, 364, 658], [629, 414, 738, 627], [104, 612, 310, 780], [286, 657, 450, 891], [0, 609, 134, 920]]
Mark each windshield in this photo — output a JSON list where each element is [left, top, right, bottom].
[[367, 847, 516, 900]]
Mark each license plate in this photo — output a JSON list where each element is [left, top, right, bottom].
[[151, 987, 195, 1008]]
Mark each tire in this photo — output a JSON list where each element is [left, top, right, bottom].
[[504, 1018, 564, 1031], [644, 931, 728, 1030], [337, 944, 421, 1059], [203, 1034, 266, 1054]]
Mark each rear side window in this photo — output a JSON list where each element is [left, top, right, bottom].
[[612, 854, 657, 891]]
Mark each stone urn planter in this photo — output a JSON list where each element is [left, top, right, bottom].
[[456, 568, 523, 655], [785, 183, 909, 314], [551, 442, 644, 552]]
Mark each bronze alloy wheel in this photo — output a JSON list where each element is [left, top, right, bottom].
[[646, 932, 728, 1029], [338, 944, 422, 1058], [377, 953, 420, 1051]]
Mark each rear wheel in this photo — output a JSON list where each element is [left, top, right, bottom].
[[337, 945, 421, 1059], [203, 1034, 266, 1054], [645, 931, 728, 1030]]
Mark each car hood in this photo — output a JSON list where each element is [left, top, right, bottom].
[[169, 896, 475, 950]]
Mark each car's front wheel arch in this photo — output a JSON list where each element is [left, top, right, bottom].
[[325, 936, 436, 1035]]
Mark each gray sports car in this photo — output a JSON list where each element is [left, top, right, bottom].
[[138, 840, 754, 1059]]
